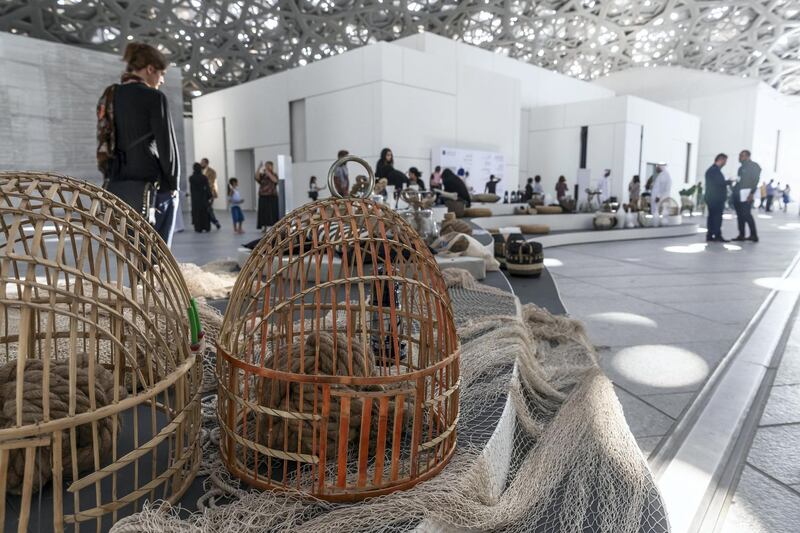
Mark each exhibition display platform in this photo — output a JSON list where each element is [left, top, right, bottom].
[[472, 213, 700, 248]]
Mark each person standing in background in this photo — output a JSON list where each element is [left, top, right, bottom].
[[188, 162, 212, 232], [333, 149, 350, 196], [308, 176, 323, 201], [484, 175, 500, 194], [228, 178, 245, 234], [704, 154, 729, 242], [765, 179, 776, 212], [532, 175, 544, 195], [651, 163, 672, 226], [255, 161, 279, 231], [430, 166, 442, 191], [555, 176, 568, 202], [599, 169, 611, 203], [98, 42, 180, 247], [628, 175, 641, 207], [200, 158, 221, 229], [733, 150, 759, 242], [758, 182, 767, 210], [783, 184, 791, 212]]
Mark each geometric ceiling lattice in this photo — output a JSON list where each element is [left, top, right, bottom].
[[1, 1, 799, 114]]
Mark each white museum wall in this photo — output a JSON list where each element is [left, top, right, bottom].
[[182, 117, 194, 203], [752, 85, 800, 187], [184, 117, 195, 176], [0, 32, 184, 185], [526, 95, 699, 201], [626, 96, 700, 195], [394, 33, 615, 108], [193, 38, 527, 209], [595, 66, 800, 188]]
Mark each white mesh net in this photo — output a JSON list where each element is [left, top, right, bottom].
[[110, 269, 668, 533]]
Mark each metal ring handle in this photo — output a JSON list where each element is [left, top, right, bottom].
[[327, 155, 375, 199]]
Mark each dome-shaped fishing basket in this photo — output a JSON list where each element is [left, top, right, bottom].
[[217, 157, 460, 501], [0, 173, 202, 532]]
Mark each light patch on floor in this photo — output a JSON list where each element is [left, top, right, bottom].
[[588, 312, 657, 328], [611, 344, 709, 388], [664, 243, 708, 254], [753, 277, 800, 292], [543, 258, 563, 267]]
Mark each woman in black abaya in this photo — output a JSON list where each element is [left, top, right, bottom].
[[189, 162, 212, 232]]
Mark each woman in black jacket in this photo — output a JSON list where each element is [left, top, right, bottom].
[[189, 163, 212, 232], [376, 147, 408, 189], [442, 168, 471, 206], [103, 42, 180, 247]]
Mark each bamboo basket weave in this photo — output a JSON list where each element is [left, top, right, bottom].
[[0, 173, 202, 532], [217, 156, 460, 501]]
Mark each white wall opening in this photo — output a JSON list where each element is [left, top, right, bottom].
[[234, 149, 256, 211]]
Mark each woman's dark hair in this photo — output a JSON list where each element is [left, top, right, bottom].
[[408, 167, 421, 179], [228, 177, 238, 196], [558, 175, 566, 182], [309, 175, 317, 185], [380, 148, 393, 164], [527, 177, 533, 184], [435, 165, 441, 172], [633, 175, 640, 183], [123, 43, 168, 73], [192, 162, 203, 174]]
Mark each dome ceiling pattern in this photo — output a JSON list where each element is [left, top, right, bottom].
[[1, 0, 798, 113]]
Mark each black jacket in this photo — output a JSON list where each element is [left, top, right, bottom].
[[704, 164, 728, 206], [442, 169, 471, 206], [112, 81, 180, 191]]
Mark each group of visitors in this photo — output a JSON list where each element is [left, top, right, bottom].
[[187, 158, 258, 234], [99, 43, 790, 251], [188, 157, 278, 234], [758, 180, 792, 212], [703, 150, 763, 243], [98, 41, 281, 243]]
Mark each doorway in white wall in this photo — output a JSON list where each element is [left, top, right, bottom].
[[645, 163, 658, 188], [234, 149, 256, 211]]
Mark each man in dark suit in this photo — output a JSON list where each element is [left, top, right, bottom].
[[705, 153, 729, 242]]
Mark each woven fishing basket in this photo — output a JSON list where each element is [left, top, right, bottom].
[[217, 156, 460, 502], [0, 173, 202, 532]]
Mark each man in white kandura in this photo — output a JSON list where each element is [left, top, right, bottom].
[[599, 169, 611, 203], [651, 163, 672, 227]]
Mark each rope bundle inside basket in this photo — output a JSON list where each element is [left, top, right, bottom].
[[258, 331, 408, 459], [0, 353, 127, 493]]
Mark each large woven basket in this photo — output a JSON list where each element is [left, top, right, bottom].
[[216, 156, 460, 502], [0, 173, 202, 532]]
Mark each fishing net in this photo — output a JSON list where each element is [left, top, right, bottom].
[[180, 259, 239, 299], [110, 269, 669, 533]]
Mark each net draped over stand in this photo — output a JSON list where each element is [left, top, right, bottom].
[[0, 173, 202, 532], [111, 269, 669, 533], [216, 196, 461, 501]]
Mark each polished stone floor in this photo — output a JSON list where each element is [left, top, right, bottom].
[[722, 309, 800, 532], [540, 209, 800, 531], [544, 211, 798, 457]]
